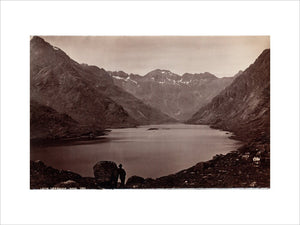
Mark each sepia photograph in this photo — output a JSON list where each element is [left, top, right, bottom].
[[30, 36, 270, 189], [1, 1, 299, 224]]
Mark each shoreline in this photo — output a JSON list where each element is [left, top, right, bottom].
[[30, 122, 269, 189], [30, 129, 111, 147], [30, 141, 269, 189]]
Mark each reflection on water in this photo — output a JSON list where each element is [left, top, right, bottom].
[[30, 124, 241, 179]]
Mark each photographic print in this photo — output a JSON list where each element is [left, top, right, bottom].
[[30, 36, 270, 189]]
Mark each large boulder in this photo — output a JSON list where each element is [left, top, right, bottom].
[[93, 161, 118, 187]]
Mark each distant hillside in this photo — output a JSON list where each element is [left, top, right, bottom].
[[109, 69, 235, 121], [187, 49, 270, 144], [30, 100, 82, 140]]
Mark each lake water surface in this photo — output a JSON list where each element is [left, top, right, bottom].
[[31, 124, 241, 179]]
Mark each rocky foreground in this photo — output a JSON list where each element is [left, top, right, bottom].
[[30, 140, 270, 189], [133, 142, 270, 188]]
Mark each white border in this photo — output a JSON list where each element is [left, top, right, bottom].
[[1, 1, 299, 224]]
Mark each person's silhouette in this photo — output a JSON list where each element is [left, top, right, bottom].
[[118, 164, 126, 188]]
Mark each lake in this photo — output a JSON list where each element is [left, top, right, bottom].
[[30, 124, 241, 180]]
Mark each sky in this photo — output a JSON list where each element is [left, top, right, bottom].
[[42, 36, 270, 78]]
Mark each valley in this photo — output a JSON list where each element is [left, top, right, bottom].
[[109, 69, 236, 121], [30, 36, 270, 189]]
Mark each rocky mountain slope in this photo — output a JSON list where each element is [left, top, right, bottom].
[[30, 100, 106, 141], [187, 49, 270, 144], [30, 100, 80, 140], [30, 36, 175, 139], [109, 69, 234, 121]]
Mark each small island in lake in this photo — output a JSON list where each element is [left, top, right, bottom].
[[147, 127, 159, 130]]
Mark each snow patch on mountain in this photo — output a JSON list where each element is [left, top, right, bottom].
[[113, 76, 126, 80], [137, 110, 147, 118], [113, 75, 137, 84]]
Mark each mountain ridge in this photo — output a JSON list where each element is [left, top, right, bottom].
[[30, 36, 175, 139], [109, 69, 236, 121], [187, 49, 270, 144]]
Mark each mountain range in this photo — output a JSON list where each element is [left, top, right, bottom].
[[109, 69, 237, 121], [30, 36, 269, 144]]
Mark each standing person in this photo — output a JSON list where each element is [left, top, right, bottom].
[[118, 164, 126, 188], [110, 168, 118, 189]]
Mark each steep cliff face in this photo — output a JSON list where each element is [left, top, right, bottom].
[[30, 36, 175, 137], [187, 49, 270, 143], [109, 69, 234, 121]]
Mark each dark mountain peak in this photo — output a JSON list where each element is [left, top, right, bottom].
[[146, 69, 177, 76], [233, 49, 270, 86], [182, 72, 217, 82], [251, 49, 270, 66], [31, 36, 47, 45], [258, 49, 270, 64], [202, 72, 217, 78], [30, 36, 114, 86], [145, 69, 181, 81], [30, 36, 72, 70], [262, 48, 270, 55], [31, 36, 62, 53]]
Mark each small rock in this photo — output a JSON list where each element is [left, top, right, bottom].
[[242, 153, 250, 160], [249, 181, 257, 187], [253, 157, 261, 166], [253, 157, 260, 162], [54, 180, 80, 189]]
